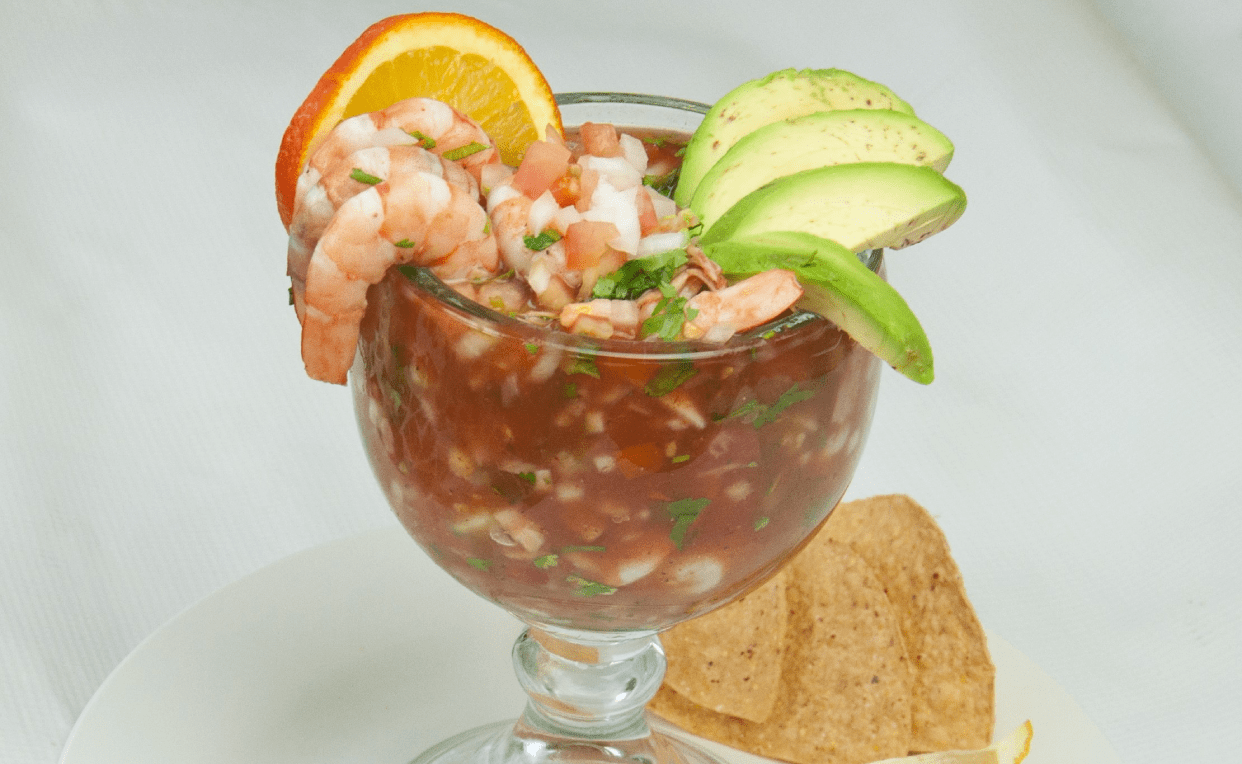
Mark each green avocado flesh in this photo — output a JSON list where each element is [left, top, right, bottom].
[[704, 232, 932, 383], [699, 162, 966, 253], [674, 68, 915, 207], [691, 109, 955, 229]]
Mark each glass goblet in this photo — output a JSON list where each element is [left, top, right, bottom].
[[351, 93, 884, 764]]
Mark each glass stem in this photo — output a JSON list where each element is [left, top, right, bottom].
[[512, 626, 665, 741]]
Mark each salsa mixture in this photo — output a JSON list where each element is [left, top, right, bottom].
[[350, 126, 881, 630]]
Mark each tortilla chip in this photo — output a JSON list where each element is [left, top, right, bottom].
[[652, 539, 912, 764], [662, 569, 789, 723], [822, 494, 995, 752]]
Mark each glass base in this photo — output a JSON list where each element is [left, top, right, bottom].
[[409, 717, 728, 764]]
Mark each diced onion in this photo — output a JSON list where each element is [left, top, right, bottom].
[[618, 133, 649, 175], [527, 190, 559, 234], [636, 230, 688, 257]]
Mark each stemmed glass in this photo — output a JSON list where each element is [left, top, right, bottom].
[[350, 93, 883, 764]]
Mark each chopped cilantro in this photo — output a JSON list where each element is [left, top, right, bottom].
[[467, 557, 491, 571], [644, 359, 697, 397], [523, 228, 562, 251], [534, 555, 559, 569], [565, 356, 600, 378], [754, 516, 770, 530], [443, 142, 488, 161], [524, 342, 540, 355], [567, 575, 617, 597], [641, 284, 699, 341], [714, 382, 817, 429], [643, 168, 679, 196], [592, 249, 688, 301], [394, 239, 415, 248], [672, 454, 690, 464], [752, 383, 816, 428], [517, 471, 537, 485], [349, 168, 383, 185], [667, 497, 710, 549]]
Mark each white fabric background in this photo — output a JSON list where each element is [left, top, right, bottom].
[[3, 0, 1239, 761]]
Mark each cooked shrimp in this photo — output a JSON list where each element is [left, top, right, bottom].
[[300, 163, 500, 384], [682, 269, 804, 342], [294, 97, 498, 210], [560, 299, 641, 339], [288, 144, 479, 321]]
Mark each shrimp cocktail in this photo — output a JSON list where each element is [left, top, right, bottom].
[[276, 12, 965, 764]]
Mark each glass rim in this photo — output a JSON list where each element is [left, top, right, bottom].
[[399, 92, 882, 360], [554, 91, 711, 114]]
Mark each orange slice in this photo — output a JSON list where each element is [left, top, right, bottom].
[[276, 12, 561, 229]]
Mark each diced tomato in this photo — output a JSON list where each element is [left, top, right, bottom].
[[580, 122, 623, 157], [565, 220, 620, 270], [579, 248, 628, 299], [575, 168, 600, 212], [512, 140, 572, 199], [618, 442, 665, 475], [549, 170, 580, 207], [636, 188, 659, 235]]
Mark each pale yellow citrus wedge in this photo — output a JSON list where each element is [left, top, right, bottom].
[[275, 12, 561, 228], [870, 721, 1034, 764]]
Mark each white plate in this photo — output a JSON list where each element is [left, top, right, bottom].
[[61, 527, 1120, 764]]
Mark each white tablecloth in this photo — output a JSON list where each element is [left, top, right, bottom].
[[3, 1, 1239, 761]]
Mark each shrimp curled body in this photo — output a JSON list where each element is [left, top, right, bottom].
[[288, 144, 480, 321], [294, 97, 498, 210], [300, 163, 500, 384]]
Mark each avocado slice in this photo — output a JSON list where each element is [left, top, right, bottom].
[[704, 231, 933, 383], [675, 68, 915, 207], [700, 162, 966, 253], [692, 109, 955, 229]]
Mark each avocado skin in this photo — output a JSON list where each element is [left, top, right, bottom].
[[704, 232, 933, 384], [691, 109, 956, 228], [675, 68, 915, 207], [700, 162, 966, 252]]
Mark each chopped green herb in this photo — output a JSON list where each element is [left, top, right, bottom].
[[443, 141, 489, 161], [394, 239, 415, 248], [567, 575, 617, 597], [754, 516, 770, 530], [524, 342, 540, 355], [641, 283, 698, 341], [713, 382, 817, 429], [517, 471, 537, 485], [562, 382, 578, 399], [752, 383, 816, 428], [592, 249, 688, 301], [523, 228, 562, 251], [349, 168, 383, 185], [406, 130, 436, 149], [565, 356, 600, 378], [672, 454, 691, 464], [534, 555, 559, 569], [561, 545, 606, 553], [643, 169, 679, 197], [715, 399, 760, 422], [644, 359, 697, 397], [467, 557, 491, 571], [667, 497, 710, 549]]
